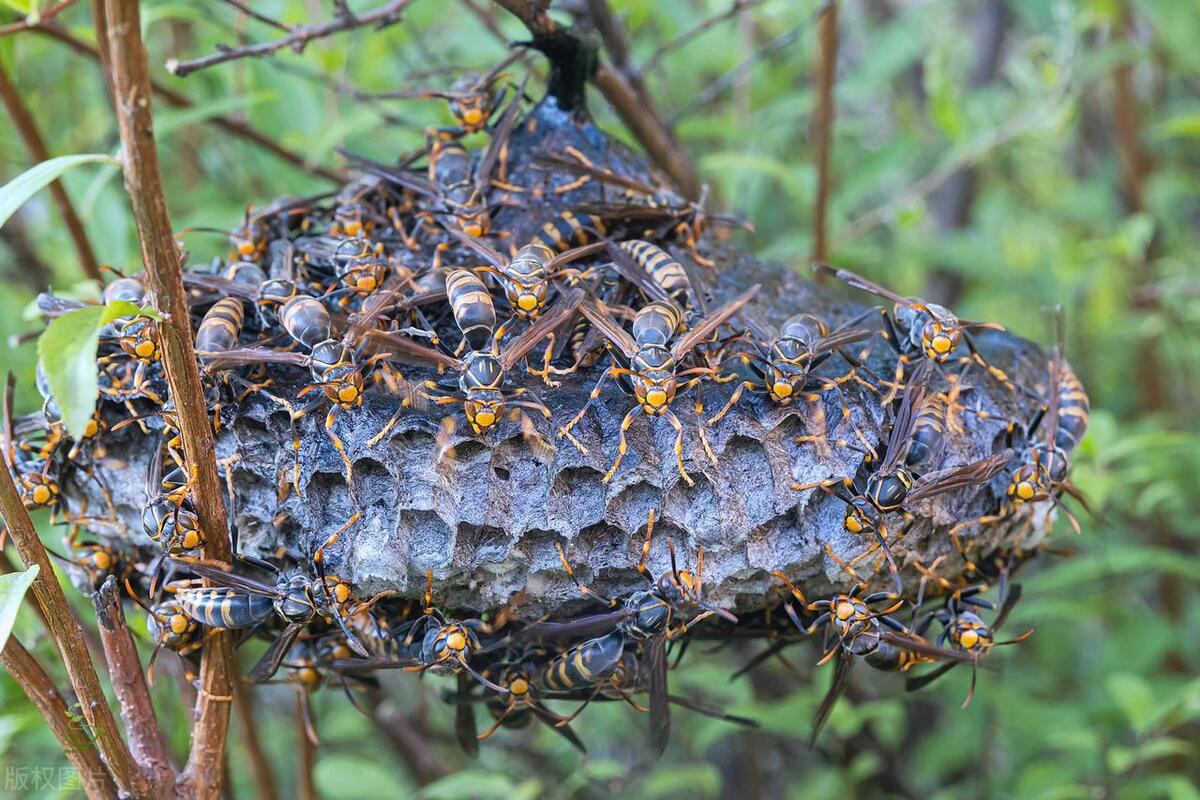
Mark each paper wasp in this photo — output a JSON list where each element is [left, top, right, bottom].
[[194, 297, 246, 354], [463, 658, 586, 752], [343, 80, 526, 250], [907, 584, 1032, 706], [708, 312, 875, 449], [531, 211, 610, 253], [794, 360, 1011, 584], [122, 579, 203, 684], [553, 509, 738, 755], [372, 51, 522, 136], [814, 263, 1012, 403], [362, 285, 584, 454], [445, 227, 606, 321], [171, 556, 372, 682], [950, 309, 1091, 538], [140, 440, 203, 557], [771, 572, 974, 744], [561, 285, 758, 485]]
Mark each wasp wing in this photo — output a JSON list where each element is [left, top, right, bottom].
[[810, 650, 853, 747], [474, 76, 527, 195], [670, 284, 759, 361], [361, 329, 463, 370], [454, 672, 480, 757], [498, 288, 585, 370], [881, 357, 932, 474], [905, 451, 1013, 504], [249, 621, 304, 683], [905, 660, 959, 693], [578, 298, 640, 361], [645, 635, 671, 758]]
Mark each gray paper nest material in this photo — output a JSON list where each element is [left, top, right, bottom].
[[59, 97, 1062, 617], [65, 252, 1053, 617]]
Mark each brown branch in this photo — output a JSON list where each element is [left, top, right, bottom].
[[369, 697, 451, 787], [489, 0, 701, 198], [637, 0, 763, 79], [0, 218, 56, 292], [99, 2, 237, 796], [295, 692, 317, 800], [165, 0, 413, 78], [584, 0, 650, 105], [0, 458, 142, 795], [0, 0, 78, 36], [33, 24, 346, 183], [232, 682, 279, 800], [92, 577, 176, 797], [0, 61, 102, 282], [810, 1, 837, 266], [669, 3, 830, 126], [0, 636, 119, 799]]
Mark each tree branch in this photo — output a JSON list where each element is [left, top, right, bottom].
[[99, 1, 237, 796], [0, 0, 78, 36], [637, 0, 763, 79], [92, 577, 176, 797], [231, 682, 279, 800], [295, 692, 317, 800], [0, 60, 102, 282], [34, 24, 346, 183], [0, 457, 142, 796], [165, 0, 413, 78], [369, 696, 451, 787], [810, 1, 837, 266], [0, 636, 119, 800]]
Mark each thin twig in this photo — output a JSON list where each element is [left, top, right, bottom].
[[835, 83, 1072, 246], [370, 697, 451, 786], [296, 692, 317, 800], [92, 577, 176, 797], [218, 0, 293, 33], [0, 61, 102, 282], [0, 459, 142, 796], [489, 0, 701, 198], [638, 0, 764, 79], [0, 219, 56, 292], [34, 24, 346, 183], [99, 2, 237, 796], [584, 0, 651, 106], [810, 1, 837, 265], [0, 0, 78, 36], [669, 2, 831, 126], [0, 636, 119, 799], [232, 682, 279, 800], [166, 0, 413, 78]]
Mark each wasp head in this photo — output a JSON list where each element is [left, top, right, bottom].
[[948, 611, 992, 655], [631, 347, 677, 415], [148, 600, 200, 651], [917, 305, 962, 361]]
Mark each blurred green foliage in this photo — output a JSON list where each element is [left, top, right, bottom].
[[1, 0, 1198, 797]]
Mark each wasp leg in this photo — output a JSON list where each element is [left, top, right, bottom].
[[555, 541, 617, 607], [312, 511, 363, 578], [559, 367, 613, 452], [661, 410, 693, 487], [604, 406, 643, 484]]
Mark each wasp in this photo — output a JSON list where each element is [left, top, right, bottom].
[[182, 262, 300, 327], [344, 82, 525, 252], [194, 297, 246, 354], [814, 263, 1012, 403], [561, 286, 759, 485], [950, 309, 1091, 539], [332, 569, 508, 694], [124, 579, 204, 684], [173, 557, 372, 682], [553, 509, 738, 755], [707, 313, 875, 449], [907, 584, 1032, 706], [364, 284, 584, 455], [446, 228, 606, 321], [531, 210, 610, 253], [140, 441, 204, 557], [771, 571, 973, 744], [375, 51, 521, 136], [795, 360, 1011, 585], [460, 658, 587, 752]]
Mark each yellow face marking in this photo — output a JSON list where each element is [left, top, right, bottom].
[[345, 221, 363, 236], [473, 409, 496, 428], [338, 385, 359, 404], [182, 530, 201, 550], [1016, 483, 1035, 501], [463, 108, 483, 126], [772, 381, 794, 399], [959, 629, 980, 649], [463, 223, 483, 237], [333, 583, 350, 604], [509, 677, 529, 696], [836, 601, 855, 620], [94, 551, 113, 570], [31, 485, 51, 506], [237, 242, 256, 256], [517, 294, 539, 312], [932, 335, 952, 355], [646, 388, 668, 409], [170, 614, 190, 634], [135, 340, 157, 358], [446, 631, 467, 652]]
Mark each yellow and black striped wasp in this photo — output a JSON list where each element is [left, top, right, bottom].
[[445, 227, 606, 321], [456, 655, 587, 752], [171, 556, 372, 682], [552, 510, 739, 756], [362, 284, 585, 455], [907, 583, 1032, 706], [561, 285, 759, 485], [707, 312, 875, 449], [814, 263, 1012, 404], [771, 571, 975, 744], [794, 359, 1011, 586], [123, 578, 204, 684], [950, 308, 1091, 539], [372, 51, 522, 137]]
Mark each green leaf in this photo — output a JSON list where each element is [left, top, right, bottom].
[[0, 0, 35, 17], [0, 153, 116, 231], [1151, 111, 1200, 140], [414, 771, 514, 800], [0, 565, 38, 653], [36, 300, 158, 439]]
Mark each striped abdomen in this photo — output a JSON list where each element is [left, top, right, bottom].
[[446, 269, 496, 351], [632, 301, 682, 349], [907, 394, 948, 468], [176, 587, 274, 629], [195, 298, 245, 353], [280, 296, 331, 349], [539, 630, 625, 692], [619, 239, 690, 306], [1055, 365, 1089, 454], [533, 212, 607, 252]]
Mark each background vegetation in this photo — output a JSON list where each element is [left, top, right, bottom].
[[1, 0, 1198, 797]]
